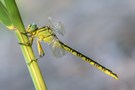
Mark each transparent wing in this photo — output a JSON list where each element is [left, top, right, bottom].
[[49, 38, 67, 58], [47, 17, 65, 36], [46, 17, 53, 27], [54, 21, 65, 36]]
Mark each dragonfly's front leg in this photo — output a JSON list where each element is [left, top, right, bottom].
[[20, 32, 28, 36], [17, 25, 33, 46], [19, 37, 34, 46]]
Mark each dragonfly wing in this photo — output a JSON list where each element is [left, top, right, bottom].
[[53, 21, 65, 36], [46, 17, 53, 27], [47, 17, 65, 36], [49, 39, 67, 58]]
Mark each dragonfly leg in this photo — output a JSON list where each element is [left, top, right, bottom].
[[27, 55, 44, 65], [20, 32, 28, 35], [36, 39, 45, 59], [27, 59, 37, 65], [18, 37, 34, 46], [27, 40, 45, 65]]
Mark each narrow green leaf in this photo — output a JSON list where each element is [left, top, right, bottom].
[[0, 1, 13, 29], [4, 0, 24, 31]]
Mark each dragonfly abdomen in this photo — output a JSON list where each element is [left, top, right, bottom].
[[59, 41, 119, 80]]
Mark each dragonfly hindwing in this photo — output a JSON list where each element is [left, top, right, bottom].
[[49, 38, 67, 58]]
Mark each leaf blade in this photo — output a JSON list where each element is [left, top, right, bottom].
[[0, 1, 13, 29]]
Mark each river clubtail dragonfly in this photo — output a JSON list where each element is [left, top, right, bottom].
[[20, 17, 118, 80]]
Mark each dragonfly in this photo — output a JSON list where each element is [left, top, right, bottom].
[[21, 17, 119, 80]]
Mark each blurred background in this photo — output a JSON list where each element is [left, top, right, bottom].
[[0, 0, 135, 90]]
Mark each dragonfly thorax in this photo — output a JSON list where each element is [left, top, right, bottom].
[[34, 26, 57, 44]]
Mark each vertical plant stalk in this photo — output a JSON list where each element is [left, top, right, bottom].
[[4, 0, 47, 90]]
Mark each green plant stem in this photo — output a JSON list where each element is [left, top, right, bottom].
[[4, 0, 47, 90]]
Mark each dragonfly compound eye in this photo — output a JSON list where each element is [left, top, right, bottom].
[[28, 23, 38, 32]]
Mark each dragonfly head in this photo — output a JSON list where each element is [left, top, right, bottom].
[[27, 23, 38, 33]]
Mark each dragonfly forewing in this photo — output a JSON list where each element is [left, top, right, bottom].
[[47, 17, 65, 36]]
